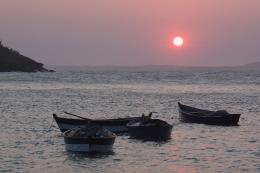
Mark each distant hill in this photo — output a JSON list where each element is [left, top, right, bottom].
[[239, 62, 260, 69], [0, 41, 53, 72]]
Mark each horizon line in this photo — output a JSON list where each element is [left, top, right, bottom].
[[46, 61, 260, 68]]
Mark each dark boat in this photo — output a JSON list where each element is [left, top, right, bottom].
[[126, 117, 173, 141], [53, 113, 146, 133], [63, 126, 116, 153], [178, 102, 240, 126]]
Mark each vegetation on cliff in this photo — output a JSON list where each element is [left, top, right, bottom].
[[0, 41, 53, 72]]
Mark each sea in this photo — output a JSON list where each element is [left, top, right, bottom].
[[0, 68, 259, 173]]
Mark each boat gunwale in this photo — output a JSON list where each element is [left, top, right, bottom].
[[63, 131, 116, 140], [126, 118, 172, 128], [53, 113, 141, 122], [178, 108, 240, 118]]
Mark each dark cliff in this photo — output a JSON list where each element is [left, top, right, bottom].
[[0, 41, 53, 72]]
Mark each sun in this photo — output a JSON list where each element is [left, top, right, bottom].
[[173, 36, 184, 47]]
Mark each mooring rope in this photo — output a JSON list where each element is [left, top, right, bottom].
[[47, 117, 55, 131]]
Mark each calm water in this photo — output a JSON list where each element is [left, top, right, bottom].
[[0, 69, 259, 173]]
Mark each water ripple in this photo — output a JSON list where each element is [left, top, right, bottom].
[[0, 70, 259, 172]]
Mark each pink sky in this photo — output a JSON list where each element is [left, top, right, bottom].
[[1, 0, 260, 66]]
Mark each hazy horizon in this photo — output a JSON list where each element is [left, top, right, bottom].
[[1, 0, 260, 66]]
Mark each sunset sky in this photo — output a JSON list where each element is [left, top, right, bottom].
[[1, 0, 260, 66]]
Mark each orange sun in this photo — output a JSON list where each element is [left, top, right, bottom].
[[173, 36, 184, 47]]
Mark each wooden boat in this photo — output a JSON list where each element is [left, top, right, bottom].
[[178, 102, 240, 126], [53, 113, 146, 133], [126, 117, 173, 141], [63, 126, 116, 153]]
